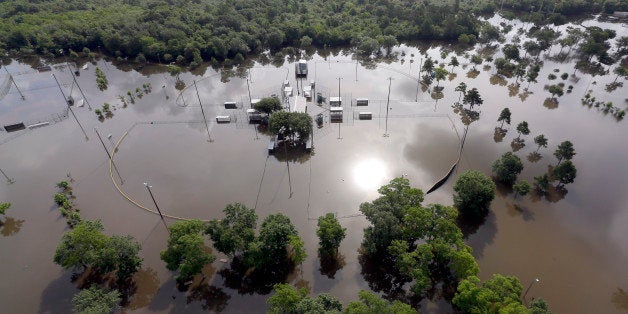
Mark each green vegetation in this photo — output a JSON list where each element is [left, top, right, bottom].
[[267, 284, 343, 314], [453, 170, 496, 219], [453, 274, 527, 313], [269, 111, 313, 144], [552, 161, 577, 187], [95, 67, 108, 91], [492, 152, 524, 186], [533, 174, 551, 194], [497, 108, 511, 128], [513, 180, 531, 198], [245, 213, 301, 268], [516, 121, 530, 140], [71, 286, 121, 314], [345, 290, 414, 314], [160, 219, 215, 282], [534, 134, 548, 151], [54, 220, 143, 282], [206, 203, 257, 257], [53, 180, 82, 227], [554, 141, 575, 165], [463, 88, 483, 109], [0, 202, 10, 216], [253, 97, 282, 115], [316, 213, 346, 257], [0, 0, 491, 65]]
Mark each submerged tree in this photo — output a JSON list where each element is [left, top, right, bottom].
[[268, 284, 343, 314], [345, 290, 414, 314], [533, 174, 551, 194], [453, 274, 527, 313], [72, 286, 121, 314], [515, 121, 530, 140], [269, 111, 313, 144], [463, 88, 483, 109], [453, 170, 496, 219], [554, 141, 575, 165], [534, 134, 548, 152], [455, 82, 467, 103], [492, 152, 524, 186], [244, 213, 300, 268], [513, 180, 531, 199], [552, 161, 577, 187], [434, 67, 449, 88], [316, 213, 346, 257], [253, 97, 282, 115], [497, 108, 511, 128], [206, 203, 257, 257], [160, 220, 215, 282], [0, 202, 10, 216], [449, 56, 459, 72]]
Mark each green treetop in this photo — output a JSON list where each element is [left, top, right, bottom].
[[492, 152, 524, 186], [453, 170, 496, 219], [316, 213, 346, 257]]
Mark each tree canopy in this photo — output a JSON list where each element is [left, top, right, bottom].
[[453, 274, 526, 314], [552, 160, 577, 186], [253, 97, 282, 115], [453, 170, 496, 219], [267, 284, 343, 314], [206, 203, 257, 257], [345, 290, 415, 314], [71, 286, 121, 314], [244, 213, 300, 268], [269, 111, 313, 143], [0, 202, 10, 216], [554, 141, 576, 164], [316, 213, 346, 257], [497, 108, 511, 128], [492, 152, 524, 186], [160, 219, 215, 282]]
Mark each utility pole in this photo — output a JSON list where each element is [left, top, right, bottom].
[[283, 142, 293, 197], [52, 73, 88, 141], [94, 128, 123, 184], [3, 66, 25, 100], [337, 77, 342, 99], [246, 77, 252, 108], [143, 183, 170, 234], [523, 278, 540, 305], [355, 60, 358, 82], [0, 168, 15, 184], [384, 77, 393, 137], [70, 70, 91, 110], [193, 80, 212, 142]]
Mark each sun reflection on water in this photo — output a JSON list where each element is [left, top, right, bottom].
[[353, 158, 388, 190]]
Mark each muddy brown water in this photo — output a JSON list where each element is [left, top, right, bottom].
[[1, 16, 627, 313]]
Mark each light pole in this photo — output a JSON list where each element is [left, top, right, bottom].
[[94, 127, 123, 184], [52, 73, 88, 141], [0, 168, 15, 184], [246, 77, 252, 108], [70, 68, 91, 110], [3, 66, 25, 100], [523, 278, 540, 305], [143, 182, 170, 234], [193, 80, 212, 142], [384, 77, 393, 137], [337, 77, 342, 99]]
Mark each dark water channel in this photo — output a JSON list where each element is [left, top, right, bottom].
[[0, 16, 627, 313]]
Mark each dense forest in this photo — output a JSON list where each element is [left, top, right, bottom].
[[0, 0, 626, 66]]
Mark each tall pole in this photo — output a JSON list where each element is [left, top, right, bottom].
[[143, 183, 170, 234], [337, 77, 342, 99], [384, 77, 392, 137], [246, 77, 252, 108], [52, 73, 88, 141], [0, 168, 15, 184], [94, 128, 123, 184], [3, 67, 25, 100], [70, 70, 92, 110], [355, 60, 358, 82], [194, 80, 212, 142], [415, 76, 420, 102], [523, 278, 540, 305], [283, 141, 293, 197]]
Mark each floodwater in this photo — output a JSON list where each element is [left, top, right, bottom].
[[1, 15, 627, 314]]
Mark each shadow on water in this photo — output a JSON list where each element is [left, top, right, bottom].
[[217, 257, 295, 295], [124, 268, 160, 311], [272, 141, 312, 164], [457, 211, 497, 258], [318, 254, 346, 279], [186, 284, 231, 312], [0, 217, 25, 236], [38, 272, 76, 314], [358, 253, 410, 302], [543, 97, 559, 109], [505, 202, 535, 222], [527, 152, 542, 163], [493, 127, 507, 143], [494, 180, 514, 197], [611, 288, 628, 311], [510, 138, 525, 152]]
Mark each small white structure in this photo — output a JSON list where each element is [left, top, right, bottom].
[[356, 98, 369, 106], [330, 106, 343, 121], [330, 97, 342, 106], [303, 85, 312, 98], [251, 98, 261, 107], [224, 101, 237, 109], [216, 115, 231, 123], [358, 112, 372, 120], [283, 86, 293, 97]]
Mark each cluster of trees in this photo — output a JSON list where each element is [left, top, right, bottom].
[[0, 0, 491, 66], [268, 285, 415, 314], [53, 180, 82, 227], [269, 111, 313, 144], [0, 202, 10, 218]]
